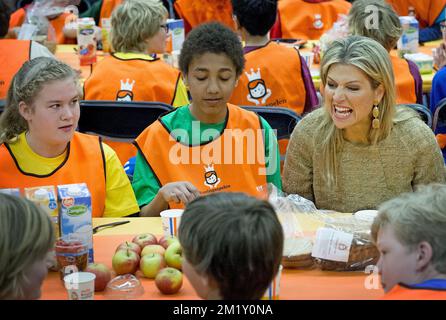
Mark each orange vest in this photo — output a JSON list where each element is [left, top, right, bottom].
[[230, 42, 307, 115], [436, 133, 446, 149], [386, 0, 446, 28], [135, 104, 268, 209], [382, 284, 446, 300], [390, 54, 417, 104], [84, 54, 181, 104], [278, 0, 352, 40], [174, 0, 235, 34], [9, 8, 74, 44], [0, 132, 107, 217], [0, 40, 31, 100], [99, 0, 123, 27]]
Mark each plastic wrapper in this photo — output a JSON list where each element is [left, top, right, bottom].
[[265, 184, 379, 271]]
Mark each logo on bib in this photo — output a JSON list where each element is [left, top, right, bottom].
[[116, 79, 135, 101], [204, 163, 221, 189], [245, 68, 272, 105]]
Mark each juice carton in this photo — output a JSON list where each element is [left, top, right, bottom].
[[24, 186, 59, 237], [397, 16, 419, 58], [58, 183, 94, 263], [0, 188, 21, 197], [77, 17, 97, 66], [166, 19, 184, 53], [24, 186, 59, 271]]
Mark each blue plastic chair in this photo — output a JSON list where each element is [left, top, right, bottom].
[[241, 106, 301, 171], [399, 103, 433, 129], [78, 100, 173, 167]]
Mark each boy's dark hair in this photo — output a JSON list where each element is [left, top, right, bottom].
[[231, 0, 278, 36], [178, 192, 284, 300], [0, 1, 11, 37], [179, 22, 245, 77]]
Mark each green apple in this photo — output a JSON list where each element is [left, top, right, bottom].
[[158, 235, 179, 250], [141, 244, 165, 257], [164, 241, 182, 270], [155, 267, 183, 294], [112, 249, 140, 275], [139, 253, 166, 279]]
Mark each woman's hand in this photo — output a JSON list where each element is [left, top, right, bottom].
[[159, 181, 201, 205]]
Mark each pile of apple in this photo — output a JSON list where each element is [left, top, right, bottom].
[[112, 233, 183, 295]]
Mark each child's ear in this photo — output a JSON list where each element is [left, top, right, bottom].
[[18, 101, 32, 121], [416, 241, 434, 272]]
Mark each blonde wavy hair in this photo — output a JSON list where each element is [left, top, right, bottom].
[[348, 0, 402, 51], [110, 0, 168, 53], [318, 36, 415, 187], [0, 57, 79, 144], [0, 194, 55, 299], [372, 184, 446, 274]]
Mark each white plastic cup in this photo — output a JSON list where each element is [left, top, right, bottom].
[[160, 209, 184, 237], [300, 51, 314, 69], [262, 265, 283, 300], [64, 272, 96, 300]]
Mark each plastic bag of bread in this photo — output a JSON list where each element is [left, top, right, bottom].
[[310, 216, 379, 271], [264, 184, 319, 269]]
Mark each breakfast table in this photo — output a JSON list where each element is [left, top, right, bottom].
[[40, 217, 384, 300], [55, 39, 441, 94]]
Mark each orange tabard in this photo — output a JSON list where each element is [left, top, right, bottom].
[[83, 54, 181, 104], [135, 104, 268, 209], [277, 0, 352, 40], [390, 54, 417, 104], [230, 42, 306, 115], [0, 39, 30, 99], [382, 284, 446, 300], [436, 133, 446, 149], [174, 0, 235, 34], [9, 8, 74, 44], [99, 0, 123, 27], [386, 0, 446, 28], [0, 132, 107, 217]]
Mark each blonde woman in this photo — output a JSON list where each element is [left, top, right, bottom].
[[371, 184, 446, 299], [348, 0, 422, 104], [282, 36, 446, 213], [0, 193, 55, 300], [83, 0, 189, 107], [0, 57, 139, 217]]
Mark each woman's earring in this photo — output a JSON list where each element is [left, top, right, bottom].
[[372, 102, 380, 129]]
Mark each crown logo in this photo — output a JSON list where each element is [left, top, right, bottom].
[[120, 79, 135, 91], [245, 68, 262, 82], [204, 163, 215, 172]]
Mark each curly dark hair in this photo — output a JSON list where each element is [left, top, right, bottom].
[[231, 0, 278, 36], [179, 22, 245, 77], [178, 192, 284, 300]]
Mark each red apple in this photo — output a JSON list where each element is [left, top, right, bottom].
[[132, 233, 158, 249], [155, 267, 183, 294], [112, 249, 140, 275], [85, 263, 112, 291], [141, 244, 165, 257], [140, 253, 166, 279], [115, 241, 141, 256], [164, 241, 182, 270], [158, 235, 179, 250]]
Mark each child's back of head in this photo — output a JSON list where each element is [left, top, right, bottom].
[[178, 192, 284, 300], [231, 0, 278, 36]]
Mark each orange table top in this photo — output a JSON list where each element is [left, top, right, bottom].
[[40, 218, 384, 300]]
